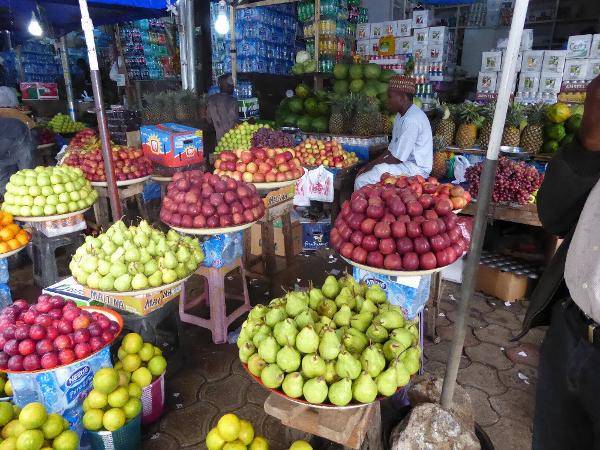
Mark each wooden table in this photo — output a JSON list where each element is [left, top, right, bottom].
[[92, 182, 149, 229], [460, 201, 542, 227]]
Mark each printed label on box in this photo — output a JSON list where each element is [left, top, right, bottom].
[[413, 44, 427, 60], [591, 34, 600, 58], [519, 71, 540, 92], [414, 29, 429, 45], [542, 50, 567, 73], [539, 72, 563, 93], [567, 34, 592, 59], [412, 10, 431, 29], [370, 22, 384, 39], [563, 59, 589, 81], [356, 39, 369, 55], [587, 59, 600, 80], [477, 72, 497, 92], [481, 51, 502, 72], [396, 37, 413, 55], [428, 26, 447, 45], [378, 36, 396, 56], [356, 23, 370, 40], [428, 44, 445, 62], [396, 19, 412, 37], [380, 20, 397, 37], [521, 50, 544, 72]]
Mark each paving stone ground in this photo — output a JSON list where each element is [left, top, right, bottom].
[[8, 248, 543, 450]]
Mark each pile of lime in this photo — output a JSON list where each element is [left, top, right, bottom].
[[0, 401, 78, 449], [114, 333, 167, 386], [82, 367, 142, 433]]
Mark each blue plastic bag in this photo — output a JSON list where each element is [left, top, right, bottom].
[[202, 232, 243, 268]]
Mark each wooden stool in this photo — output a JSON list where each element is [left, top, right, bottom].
[[92, 182, 149, 229], [244, 198, 295, 276], [178, 257, 251, 344], [264, 394, 383, 450]]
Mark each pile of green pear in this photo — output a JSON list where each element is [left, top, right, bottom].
[[238, 274, 421, 406], [70, 220, 204, 292]]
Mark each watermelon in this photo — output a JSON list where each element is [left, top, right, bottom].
[[292, 63, 304, 75], [333, 63, 349, 80], [297, 116, 312, 131], [363, 86, 378, 98], [312, 116, 328, 133], [317, 101, 330, 116], [379, 69, 395, 82], [304, 60, 317, 73], [349, 64, 364, 80], [376, 81, 388, 95], [333, 80, 349, 95], [304, 97, 319, 116], [315, 89, 328, 100], [283, 113, 299, 127], [364, 63, 382, 80], [295, 83, 312, 99], [289, 97, 304, 113], [350, 79, 365, 93]]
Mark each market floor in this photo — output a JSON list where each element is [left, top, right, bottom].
[[8, 249, 543, 450]]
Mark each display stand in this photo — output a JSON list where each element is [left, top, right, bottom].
[[93, 182, 149, 229], [150, 175, 173, 200], [37, 143, 56, 166], [264, 394, 383, 450], [244, 187, 295, 278]]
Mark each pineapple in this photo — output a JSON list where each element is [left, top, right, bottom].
[[142, 93, 160, 124], [329, 99, 345, 135], [501, 103, 526, 147], [174, 90, 196, 122], [455, 102, 482, 149], [353, 97, 379, 136], [478, 102, 495, 150], [433, 103, 456, 147], [431, 136, 448, 179], [520, 103, 547, 154]]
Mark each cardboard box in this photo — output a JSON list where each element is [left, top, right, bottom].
[[563, 58, 589, 81], [356, 39, 369, 56], [396, 19, 412, 37], [300, 218, 331, 250], [42, 277, 182, 315], [477, 72, 497, 92], [378, 36, 396, 56], [428, 26, 448, 45], [542, 50, 567, 73], [250, 220, 301, 257], [141, 123, 203, 168], [587, 59, 600, 80], [539, 72, 563, 93], [591, 34, 600, 58], [481, 51, 502, 72], [412, 9, 432, 29], [356, 23, 370, 40], [566, 34, 592, 58], [413, 44, 427, 61], [19, 82, 58, 100], [368, 39, 379, 56], [396, 37, 413, 54], [476, 265, 528, 302], [521, 50, 544, 72], [414, 28, 429, 46], [370, 22, 384, 39], [518, 71, 540, 92], [427, 44, 445, 62], [380, 20, 398, 37]]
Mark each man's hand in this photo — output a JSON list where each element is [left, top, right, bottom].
[[580, 75, 600, 151]]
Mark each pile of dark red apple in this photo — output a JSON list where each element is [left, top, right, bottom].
[[0, 295, 121, 372], [330, 184, 468, 271], [160, 170, 265, 229], [63, 146, 153, 183]]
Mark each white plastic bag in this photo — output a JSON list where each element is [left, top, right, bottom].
[[307, 165, 334, 202], [453, 155, 471, 183], [293, 172, 311, 206]]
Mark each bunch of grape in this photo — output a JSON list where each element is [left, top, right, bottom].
[[251, 127, 294, 148], [465, 157, 544, 205]]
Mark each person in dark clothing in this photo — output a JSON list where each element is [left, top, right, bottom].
[[72, 58, 92, 99], [207, 73, 238, 141], [522, 75, 600, 449]]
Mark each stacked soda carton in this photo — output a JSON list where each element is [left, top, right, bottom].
[[356, 9, 455, 67]]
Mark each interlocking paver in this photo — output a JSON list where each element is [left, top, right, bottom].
[[465, 342, 513, 371], [485, 417, 533, 450], [457, 362, 508, 396], [424, 339, 471, 368], [484, 308, 522, 331], [506, 343, 540, 367], [490, 388, 535, 421], [141, 432, 181, 450], [446, 308, 489, 329], [198, 373, 250, 410], [474, 323, 518, 347], [497, 364, 538, 395], [436, 323, 479, 347], [159, 400, 219, 447], [463, 385, 500, 427]]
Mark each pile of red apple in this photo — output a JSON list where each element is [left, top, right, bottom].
[[295, 138, 359, 169], [380, 174, 471, 211], [63, 146, 153, 182], [330, 183, 468, 271], [213, 147, 304, 184], [160, 170, 265, 229], [0, 295, 121, 372], [67, 129, 98, 152]]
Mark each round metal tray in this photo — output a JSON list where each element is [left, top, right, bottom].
[[0, 245, 27, 259], [77, 274, 191, 297], [340, 256, 448, 277], [14, 207, 91, 222], [166, 220, 258, 236], [90, 175, 150, 187]]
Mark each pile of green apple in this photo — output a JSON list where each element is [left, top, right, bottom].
[[2, 166, 98, 217], [70, 220, 204, 292], [238, 275, 421, 406]]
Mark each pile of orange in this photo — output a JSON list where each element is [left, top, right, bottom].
[[0, 211, 29, 254]]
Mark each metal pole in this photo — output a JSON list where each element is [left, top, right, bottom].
[[185, 0, 197, 92], [440, 0, 529, 409], [78, 0, 122, 221], [229, 3, 237, 85], [58, 36, 76, 121], [178, 0, 189, 90]]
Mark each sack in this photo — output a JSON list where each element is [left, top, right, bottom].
[[306, 165, 334, 203], [453, 155, 471, 183]]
